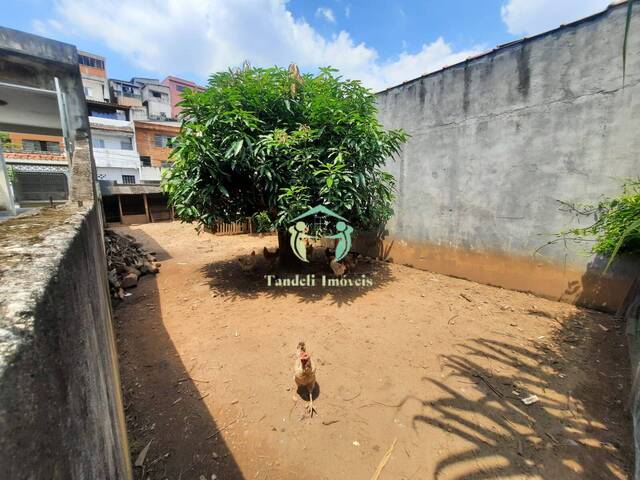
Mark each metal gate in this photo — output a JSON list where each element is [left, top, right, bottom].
[[13, 171, 69, 203]]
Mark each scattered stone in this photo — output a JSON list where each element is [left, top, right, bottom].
[[521, 395, 540, 405], [121, 273, 138, 289]]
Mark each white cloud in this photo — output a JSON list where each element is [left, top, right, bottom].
[[32, 18, 64, 37], [501, 0, 609, 36], [316, 7, 336, 24], [39, 0, 484, 91]]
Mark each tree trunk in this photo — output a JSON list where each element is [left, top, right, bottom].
[[277, 229, 299, 269]]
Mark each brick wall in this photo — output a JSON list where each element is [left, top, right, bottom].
[[7, 132, 64, 150], [79, 64, 106, 78], [134, 123, 179, 167]]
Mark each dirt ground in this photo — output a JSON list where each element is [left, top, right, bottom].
[[113, 221, 632, 480]]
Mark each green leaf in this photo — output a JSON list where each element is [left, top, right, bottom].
[[605, 217, 640, 272]]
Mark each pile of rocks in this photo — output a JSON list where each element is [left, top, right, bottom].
[[104, 229, 161, 299]]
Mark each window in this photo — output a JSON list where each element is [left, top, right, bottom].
[[120, 138, 133, 150], [121, 175, 136, 184], [46, 141, 61, 153], [154, 135, 174, 148], [22, 140, 61, 153], [176, 85, 186, 92], [140, 156, 151, 167], [151, 90, 162, 98], [83, 86, 92, 98], [94, 139, 105, 148], [79, 54, 105, 70], [89, 108, 128, 121]]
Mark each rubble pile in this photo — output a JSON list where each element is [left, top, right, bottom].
[[104, 229, 161, 299]]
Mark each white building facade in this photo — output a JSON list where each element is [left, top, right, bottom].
[[90, 117, 141, 184]]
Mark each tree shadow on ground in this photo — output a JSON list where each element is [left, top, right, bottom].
[[199, 254, 394, 306], [389, 308, 632, 479], [113, 228, 245, 480]]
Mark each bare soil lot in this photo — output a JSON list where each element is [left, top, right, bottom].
[[114, 221, 631, 480]]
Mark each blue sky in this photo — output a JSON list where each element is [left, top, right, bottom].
[[4, 0, 610, 90]]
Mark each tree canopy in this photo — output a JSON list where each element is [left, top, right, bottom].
[[162, 65, 407, 233]]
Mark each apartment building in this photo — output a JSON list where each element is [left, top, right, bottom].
[[110, 77, 172, 120], [74, 52, 198, 224], [78, 50, 110, 102], [2, 132, 69, 206], [90, 113, 139, 185], [162, 76, 205, 118], [134, 120, 180, 183], [135, 78, 172, 120]]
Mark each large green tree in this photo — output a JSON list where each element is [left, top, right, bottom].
[[163, 65, 407, 262]]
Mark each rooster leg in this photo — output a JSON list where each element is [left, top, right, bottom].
[[308, 385, 316, 417]]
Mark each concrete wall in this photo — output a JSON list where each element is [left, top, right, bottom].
[[373, 2, 640, 310], [82, 75, 110, 103], [0, 27, 131, 478], [0, 206, 131, 479], [97, 166, 140, 183]]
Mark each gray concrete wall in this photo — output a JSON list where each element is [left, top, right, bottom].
[[0, 26, 96, 202], [0, 206, 131, 479], [373, 2, 640, 310], [0, 28, 131, 478], [0, 27, 90, 139]]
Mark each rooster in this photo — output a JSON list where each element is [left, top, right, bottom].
[[329, 257, 347, 277], [238, 250, 257, 273], [262, 246, 279, 270], [305, 241, 314, 261], [343, 253, 357, 270], [324, 247, 334, 261], [294, 341, 317, 416]]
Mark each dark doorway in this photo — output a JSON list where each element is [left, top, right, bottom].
[[102, 195, 121, 223], [120, 194, 146, 216]]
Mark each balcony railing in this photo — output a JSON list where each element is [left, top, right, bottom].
[[118, 92, 142, 99], [2, 147, 67, 162]]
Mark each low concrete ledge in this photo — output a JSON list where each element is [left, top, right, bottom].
[[0, 204, 131, 479]]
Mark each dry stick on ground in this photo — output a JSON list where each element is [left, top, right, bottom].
[[206, 419, 238, 440], [371, 438, 397, 480], [472, 372, 504, 398], [176, 376, 210, 384]]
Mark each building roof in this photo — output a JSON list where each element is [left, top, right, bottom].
[[134, 120, 181, 132], [99, 182, 163, 196], [109, 78, 140, 87], [78, 50, 106, 60], [162, 76, 205, 89]]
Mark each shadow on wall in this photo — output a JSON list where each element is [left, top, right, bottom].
[[398, 313, 631, 478], [353, 228, 639, 312], [113, 236, 245, 479], [565, 253, 640, 312]]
